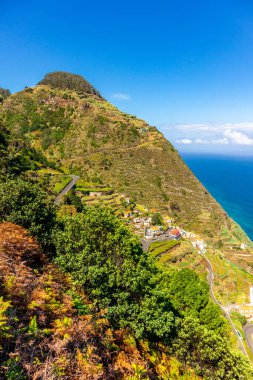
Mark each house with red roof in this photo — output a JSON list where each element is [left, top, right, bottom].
[[169, 228, 181, 240]]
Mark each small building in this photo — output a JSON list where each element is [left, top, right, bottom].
[[145, 226, 163, 239], [239, 305, 253, 320], [192, 240, 207, 254], [90, 191, 103, 197], [123, 211, 132, 218], [143, 217, 152, 227], [169, 228, 181, 240], [133, 217, 142, 224], [180, 229, 187, 237]]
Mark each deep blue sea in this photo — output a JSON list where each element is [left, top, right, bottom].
[[182, 153, 253, 241]]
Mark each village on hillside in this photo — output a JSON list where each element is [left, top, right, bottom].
[[50, 173, 209, 254], [44, 171, 253, 323]]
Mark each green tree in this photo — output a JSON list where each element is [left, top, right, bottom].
[[173, 317, 252, 380], [54, 206, 175, 340], [166, 269, 228, 335], [0, 87, 11, 103], [0, 119, 51, 178], [0, 178, 56, 248], [151, 212, 163, 225], [166, 269, 209, 317], [38, 71, 101, 97], [64, 189, 83, 212], [0, 121, 9, 177], [199, 301, 228, 334]]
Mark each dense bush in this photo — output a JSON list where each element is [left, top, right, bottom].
[[0, 193, 251, 377], [54, 206, 175, 340], [51, 205, 252, 378], [64, 189, 83, 212], [0, 87, 11, 103], [38, 71, 101, 97], [165, 268, 228, 335], [152, 212, 163, 225], [0, 121, 9, 176], [0, 178, 56, 248], [0, 119, 53, 178], [173, 317, 252, 380]]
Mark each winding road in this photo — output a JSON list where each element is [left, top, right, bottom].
[[54, 175, 80, 205], [201, 252, 249, 357], [54, 175, 252, 357], [243, 324, 253, 354]]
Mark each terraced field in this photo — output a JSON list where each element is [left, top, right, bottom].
[[206, 249, 253, 304]]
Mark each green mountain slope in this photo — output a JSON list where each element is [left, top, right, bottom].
[[0, 81, 233, 236], [1, 72, 253, 305], [1, 72, 253, 377]]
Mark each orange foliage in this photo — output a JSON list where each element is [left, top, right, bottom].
[[0, 222, 201, 379]]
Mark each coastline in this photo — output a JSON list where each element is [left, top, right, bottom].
[[181, 152, 253, 242]]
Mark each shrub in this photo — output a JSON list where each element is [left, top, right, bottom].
[[38, 71, 101, 98], [151, 212, 163, 225], [54, 206, 175, 340], [0, 88, 11, 103], [0, 178, 56, 248], [173, 317, 252, 380]]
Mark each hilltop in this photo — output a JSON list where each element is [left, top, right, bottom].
[[38, 71, 102, 98]]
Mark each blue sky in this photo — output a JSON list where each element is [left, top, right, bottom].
[[1, 0, 253, 154]]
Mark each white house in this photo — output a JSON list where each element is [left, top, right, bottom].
[[145, 226, 163, 239]]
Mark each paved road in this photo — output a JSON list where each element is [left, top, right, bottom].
[[201, 252, 248, 357], [141, 238, 151, 252], [54, 175, 80, 205], [243, 324, 253, 354]]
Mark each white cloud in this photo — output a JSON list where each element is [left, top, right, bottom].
[[222, 123, 253, 132], [166, 122, 253, 148], [195, 138, 208, 144], [192, 137, 229, 145], [162, 122, 253, 133], [211, 138, 229, 145], [112, 93, 131, 100], [176, 138, 193, 144], [224, 129, 253, 145]]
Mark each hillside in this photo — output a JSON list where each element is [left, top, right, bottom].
[[0, 79, 240, 239], [1, 72, 253, 378]]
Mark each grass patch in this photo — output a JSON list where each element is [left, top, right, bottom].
[[53, 176, 73, 195], [149, 240, 180, 258]]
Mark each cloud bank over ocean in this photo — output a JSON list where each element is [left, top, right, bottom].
[[160, 122, 253, 154]]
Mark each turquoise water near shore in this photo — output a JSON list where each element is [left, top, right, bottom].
[[182, 153, 253, 241]]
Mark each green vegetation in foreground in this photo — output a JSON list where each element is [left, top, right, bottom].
[[0, 178, 56, 248], [0, 177, 252, 379]]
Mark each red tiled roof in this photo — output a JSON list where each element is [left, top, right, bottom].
[[170, 229, 181, 236]]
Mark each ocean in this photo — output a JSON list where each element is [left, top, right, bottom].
[[182, 153, 253, 241]]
